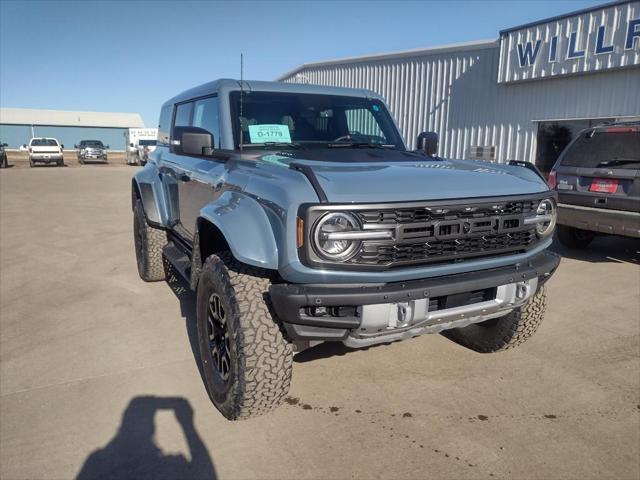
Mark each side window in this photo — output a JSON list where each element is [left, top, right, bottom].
[[192, 96, 220, 148], [173, 102, 193, 131], [157, 105, 172, 145]]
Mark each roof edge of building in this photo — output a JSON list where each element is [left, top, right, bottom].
[[276, 38, 498, 81], [0, 108, 145, 128], [499, 0, 633, 35]]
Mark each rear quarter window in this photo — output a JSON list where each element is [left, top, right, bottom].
[[560, 130, 640, 168]]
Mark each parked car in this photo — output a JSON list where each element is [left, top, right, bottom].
[[75, 140, 108, 164], [136, 139, 157, 166], [0, 142, 8, 168], [549, 121, 640, 248], [132, 79, 560, 420], [26, 137, 64, 167]]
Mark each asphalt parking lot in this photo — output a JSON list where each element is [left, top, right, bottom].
[[1, 165, 638, 480]]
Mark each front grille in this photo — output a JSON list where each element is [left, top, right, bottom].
[[358, 230, 536, 266], [340, 198, 540, 268], [357, 200, 537, 224]]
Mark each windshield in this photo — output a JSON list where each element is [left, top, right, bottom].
[[138, 139, 157, 146], [230, 91, 404, 150], [30, 139, 58, 147], [561, 130, 640, 168], [81, 141, 104, 148]]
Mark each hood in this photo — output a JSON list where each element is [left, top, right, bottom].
[[255, 149, 549, 203]]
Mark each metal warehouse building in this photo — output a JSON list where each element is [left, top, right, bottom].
[[0, 108, 144, 150], [279, 0, 640, 174]]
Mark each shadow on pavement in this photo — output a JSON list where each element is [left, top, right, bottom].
[[76, 396, 216, 480], [551, 235, 639, 264], [162, 260, 209, 393]]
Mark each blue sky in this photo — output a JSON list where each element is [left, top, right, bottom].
[[0, 0, 604, 126]]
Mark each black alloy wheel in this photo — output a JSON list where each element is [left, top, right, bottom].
[[207, 293, 231, 382]]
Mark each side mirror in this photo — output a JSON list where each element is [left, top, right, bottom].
[[74, 144, 78, 148], [106, 145, 110, 149], [417, 131, 438, 157], [1, 143, 7, 147], [129, 143, 134, 148], [60, 144, 64, 149], [182, 132, 213, 156], [22, 144, 27, 148]]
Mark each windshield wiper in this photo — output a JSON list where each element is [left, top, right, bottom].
[[596, 157, 640, 167], [327, 142, 396, 149], [239, 142, 304, 150]]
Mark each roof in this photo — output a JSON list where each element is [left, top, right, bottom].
[[0, 108, 144, 128], [499, 0, 632, 35], [163, 78, 384, 106], [276, 39, 498, 81]]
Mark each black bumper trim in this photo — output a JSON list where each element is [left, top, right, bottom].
[[270, 250, 560, 340]]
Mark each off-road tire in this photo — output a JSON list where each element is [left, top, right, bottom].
[[443, 286, 547, 353], [29, 157, 34, 167], [57, 158, 64, 167], [133, 198, 167, 281], [196, 252, 293, 420], [556, 225, 594, 249], [79, 158, 85, 165]]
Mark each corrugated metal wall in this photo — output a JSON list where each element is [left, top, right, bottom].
[[280, 42, 640, 163]]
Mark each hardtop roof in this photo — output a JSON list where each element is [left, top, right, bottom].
[[163, 79, 382, 107]]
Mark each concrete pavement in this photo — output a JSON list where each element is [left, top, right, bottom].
[[1, 166, 638, 479]]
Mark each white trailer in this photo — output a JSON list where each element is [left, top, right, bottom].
[[124, 128, 157, 165]]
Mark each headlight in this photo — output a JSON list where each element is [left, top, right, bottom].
[[531, 198, 556, 237], [312, 212, 361, 261]]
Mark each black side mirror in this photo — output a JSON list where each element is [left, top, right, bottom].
[[1, 143, 7, 147], [417, 131, 438, 157], [182, 132, 213, 156], [105, 145, 110, 149], [129, 143, 134, 148], [22, 144, 27, 148], [60, 144, 64, 149]]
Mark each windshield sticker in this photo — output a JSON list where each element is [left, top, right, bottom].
[[248, 124, 292, 144]]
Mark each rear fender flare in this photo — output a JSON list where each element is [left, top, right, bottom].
[[131, 165, 173, 227]]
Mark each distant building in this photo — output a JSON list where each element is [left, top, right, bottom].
[[278, 0, 640, 174], [0, 108, 145, 150]]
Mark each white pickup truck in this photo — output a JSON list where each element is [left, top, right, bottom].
[[26, 137, 64, 167]]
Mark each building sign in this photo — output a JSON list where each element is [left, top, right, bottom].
[[498, 1, 640, 83]]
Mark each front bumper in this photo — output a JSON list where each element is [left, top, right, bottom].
[[558, 203, 640, 238], [270, 250, 560, 347]]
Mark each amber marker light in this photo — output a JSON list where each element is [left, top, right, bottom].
[[297, 217, 304, 247]]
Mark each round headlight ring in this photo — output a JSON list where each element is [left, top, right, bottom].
[[312, 212, 361, 261], [535, 198, 556, 237]]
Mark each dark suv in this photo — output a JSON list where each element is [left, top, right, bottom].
[[549, 121, 640, 248]]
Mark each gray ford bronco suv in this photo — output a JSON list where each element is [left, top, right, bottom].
[[132, 79, 560, 420]]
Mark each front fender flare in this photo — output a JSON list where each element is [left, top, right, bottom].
[[198, 191, 279, 270]]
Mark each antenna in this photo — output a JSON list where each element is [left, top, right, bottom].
[[239, 53, 244, 151]]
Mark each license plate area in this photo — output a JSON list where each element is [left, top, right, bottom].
[[589, 177, 618, 193]]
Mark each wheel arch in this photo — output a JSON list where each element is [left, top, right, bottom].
[[131, 166, 171, 228], [190, 192, 279, 289]]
